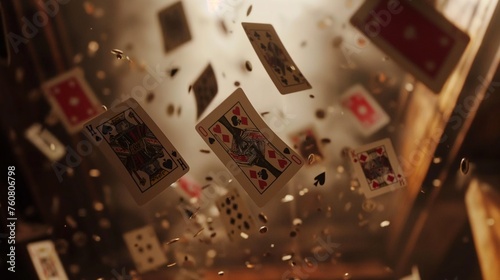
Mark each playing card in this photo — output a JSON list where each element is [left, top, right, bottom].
[[158, 1, 192, 53], [340, 84, 389, 136], [196, 88, 303, 207], [216, 188, 256, 241], [174, 175, 202, 200], [241, 22, 312, 94], [84, 98, 189, 205], [290, 126, 323, 164], [42, 67, 103, 134], [350, 138, 406, 198], [192, 64, 218, 119], [25, 123, 66, 161], [350, 0, 470, 92], [123, 225, 168, 273], [27, 240, 68, 280]]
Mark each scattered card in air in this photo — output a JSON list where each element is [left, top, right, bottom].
[[350, 138, 406, 198], [174, 175, 202, 200], [242, 22, 312, 94], [42, 67, 103, 134], [290, 126, 323, 164], [123, 225, 168, 273], [350, 0, 470, 92], [196, 88, 303, 207], [25, 123, 66, 161], [27, 240, 69, 280], [216, 188, 256, 241], [340, 84, 389, 136], [192, 64, 218, 119], [158, 1, 192, 53], [84, 98, 189, 205]]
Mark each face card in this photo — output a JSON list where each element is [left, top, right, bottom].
[[27, 240, 68, 280], [84, 98, 189, 205], [350, 138, 406, 198], [196, 88, 303, 207], [123, 225, 168, 273], [290, 126, 323, 164], [192, 64, 218, 119], [25, 123, 66, 161], [216, 188, 256, 241], [42, 67, 103, 134], [340, 84, 389, 136], [350, 0, 470, 93], [241, 22, 312, 94], [158, 1, 192, 53]]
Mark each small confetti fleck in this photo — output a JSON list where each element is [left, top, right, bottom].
[[380, 220, 390, 228], [234, 81, 241, 87], [281, 254, 293, 261], [315, 109, 326, 119], [205, 176, 213, 181], [245, 261, 255, 269], [166, 238, 180, 245], [167, 262, 176, 268], [332, 36, 343, 48], [245, 60, 253, 71], [200, 149, 211, 154], [194, 228, 204, 237], [309, 94, 315, 99], [460, 158, 469, 175], [321, 138, 331, 144], [259, 226, 268, 234], [292, 218, 302, 226], [146, 92, 155, 103], [188, 85, 192, 93], [169, 67, 179, 77], [218, 271, 224, 276], [167, 104, 175, 116], [110, 49, 123, 59], [289, 231, 297, 237], [258, 213, 268, 223], [246, 5, 252, 16], [240, 232, 249, 239], [260, 111, 270, 117]]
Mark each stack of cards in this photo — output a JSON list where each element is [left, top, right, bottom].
[[349, 138, 406, 198], [123, 225, 167, 273], [42, 68, 103, 134], [196, 88, 303, 207], [242, 22, 312, 94], [27, 240, 68, 280], [350, 0, 470, 92], [84, 98, 189, 205]]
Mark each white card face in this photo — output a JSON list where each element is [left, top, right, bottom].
[[196, 88, 303, 207], [83, 98, 189, 205], [123, 225, 168, 273], [349, 138, 406, 198], [216, 188, 256, 241], [340, 84, 390, 136], [42, 67, 103, 134], [27, 240, 68, 280], [350, 0, 470, 92], [241, 22, 312, 94], [25, 123, 66, 161]]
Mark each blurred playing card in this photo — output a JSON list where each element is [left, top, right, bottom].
[[0, 5, 10, 65], [196, 88, 303, 207], [341, 84, 389, 136], [216, 188, 256, 241], [123, 225, 167, 273], [158, 1, 192, 53], [192, 64, 218, 119], [350, 0, 470, 92], [25, 123, 65, 161], [350, 138, 406, 198], [242, 22, 312, 94], [290, 126, 323, 164], [174, 175, 202, 201], [27, 240, 68, 280], [42, 67, 103, 134], [84, 98, 189, 205]]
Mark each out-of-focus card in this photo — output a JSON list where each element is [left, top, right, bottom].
[[123, 225, 167, 273], [84, 98, 189, 205], [25, 123, 66, 161], [242, 22, 312, 94], [174, 175, 202, 201], [192, 64, 218, 119], [196, 88, 303, 207], [216, 188, 256, 241], [27, 240, 68, 280], [350, 138, 406, 198], [158, 1, 192, 53], [341, 84, 389, 136], [290, 126, 323, 164], [42, 67, 103, 134], [350, 0, 470, 92]]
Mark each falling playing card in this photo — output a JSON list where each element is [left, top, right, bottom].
[[84, 98, 189, 205], [350, 138, 406, 198], [25, 123, 66, 161], [42, 67, 103, 134], [216, 188, 256, 241], [196, 88, 303, 207], [192, 64, 218, 119], [27, 240, 69, 280], [158, 1, 192, 53], [241, 22, 312, 94], [123, 225, 168, 273], [174, 175, 202, 201], [340, 84, 389, 136], [350, 0, 470, 92], [290, 126, 323, 164]]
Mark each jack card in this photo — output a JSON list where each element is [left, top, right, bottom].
[[340, 84, 389, 136], [242, 22, 312, 94], [196, 88, 303, 207], [27, 240, 68, 280], [84, 98, 189, 205], [350, 0, 470, 92], [42, 67, 103, 134], [350, 138, 406, 198]]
